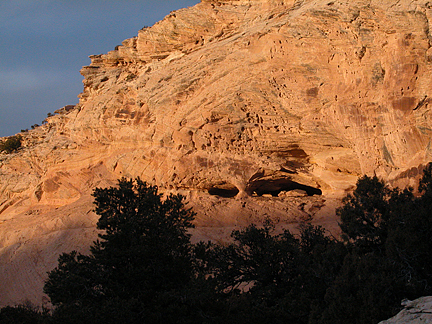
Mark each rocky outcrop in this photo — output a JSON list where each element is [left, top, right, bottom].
[[1, 0, 432, 306], [379, 297, 432, 324]]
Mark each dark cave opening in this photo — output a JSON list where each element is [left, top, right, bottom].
[[208, 184, 240, 198], [246, 178, 322, 197]]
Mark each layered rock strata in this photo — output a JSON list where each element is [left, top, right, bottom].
[[1, 0, 432, 306]]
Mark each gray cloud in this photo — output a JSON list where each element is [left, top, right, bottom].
[[0, 68, 65, 92]]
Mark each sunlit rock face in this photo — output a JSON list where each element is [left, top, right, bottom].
[[1, 0, 432, 306]]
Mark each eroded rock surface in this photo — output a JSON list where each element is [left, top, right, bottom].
[[1, 0, 432, 306], [379, 297, 432, 324]]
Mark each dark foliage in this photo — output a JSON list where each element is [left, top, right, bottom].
[[0, 135, 21, 154], [3, 164, 432, 323], [200, 222, 345, 324], [327, 163, 432, 323], [337, 175, 392, 252], [0, 304, 50, 324], [44, 178, 203, 323]]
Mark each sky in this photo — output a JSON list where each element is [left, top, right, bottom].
[[0, 0, 199, 137]]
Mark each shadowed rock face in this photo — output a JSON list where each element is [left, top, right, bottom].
[[1, 0, 432, 306], [379, 297, 432, 323]]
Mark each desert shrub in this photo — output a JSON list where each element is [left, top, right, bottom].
[[0, 135, 21, 154]]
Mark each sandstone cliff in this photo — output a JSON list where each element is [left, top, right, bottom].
[[1, 0, 432, 306]]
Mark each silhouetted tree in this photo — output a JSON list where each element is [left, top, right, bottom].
[[201, 221, 344, 324], [325, 163, 432, 323], [44, 178, 198, 323], [337, 175, 393, 252]]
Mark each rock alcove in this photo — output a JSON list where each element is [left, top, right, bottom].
[[207, 169, 322, 198], [207, 182, 240, 198], [246, 177, 322, 197]]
